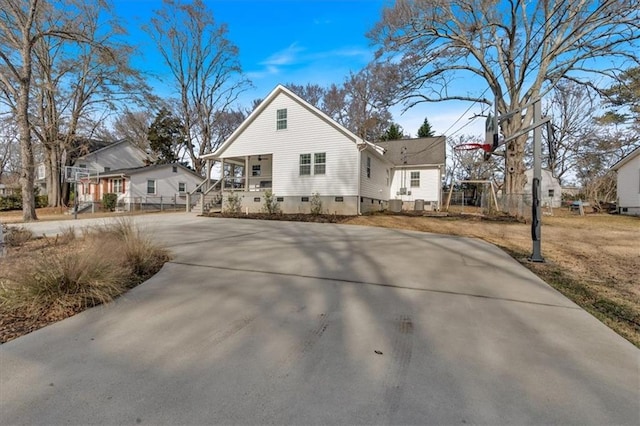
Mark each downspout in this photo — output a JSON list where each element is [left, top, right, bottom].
[[356, 140, 367, 215]]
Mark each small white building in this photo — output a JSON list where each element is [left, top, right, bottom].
[[611, 147, 640, 216], [197, 85, 445, 215], [524, 168, 563, 208], [80, 163, 203, 211]]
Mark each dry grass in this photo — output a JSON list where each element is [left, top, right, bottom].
[[344, 210, 640, 347], [0, 219, 170, 343]]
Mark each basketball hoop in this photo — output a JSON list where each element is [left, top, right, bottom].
[[453, 143, 492, 152]]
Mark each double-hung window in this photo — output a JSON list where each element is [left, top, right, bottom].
[[277, 109, 287, 130], [366, 156, 371, 178], [112, 178, 123, 194], [410, 171, 420, 187], [147, 179, 156, 195], [300, 154, 311, 175], [178, 182, 186, 193], [252, 164, 261, 176], [314, 153, 326, 175]]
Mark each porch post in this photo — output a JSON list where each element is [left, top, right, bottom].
[[220, 159, 225, 190], [245, 156, 250, 191], [206, 159, 212, 191]]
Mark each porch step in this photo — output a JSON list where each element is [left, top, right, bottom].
[[192, 191, 222, 215]]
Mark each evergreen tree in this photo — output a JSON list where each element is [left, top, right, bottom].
[[381, 123, 404, 140], [417, 118, 435, 137], [147, 108, 183, 164]]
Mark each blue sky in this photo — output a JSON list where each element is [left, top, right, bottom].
[[114, 0, 486, 138]]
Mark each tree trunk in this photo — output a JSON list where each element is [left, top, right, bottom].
[[502, 117, 528, 216], [18, 83, 37, 221], [45, 144, 62, 207]]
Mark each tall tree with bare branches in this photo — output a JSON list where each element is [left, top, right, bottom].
[[146, 0, 250, 174], [369, 0, 640, 208], [30, 1, 152, 207]]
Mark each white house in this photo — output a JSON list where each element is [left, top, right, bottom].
[[377, 137, 446, 210], [196, 85, 445, 215], [73, 139, 151, 173], [524, 168, 563, 208], [611, 147, 640, 216], [80, 163, 203, 211]]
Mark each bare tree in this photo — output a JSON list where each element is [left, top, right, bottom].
[[369, 0, 640, 206], [103, 109, 155, 150], [0, 117, 20, 181], [30, 1, 152, 207], [543, 81, 599, 185], [146, 0, 251, 174], [285, 83, 326, 109]]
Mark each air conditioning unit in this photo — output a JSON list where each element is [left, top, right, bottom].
[[399, 187, 407, 195]]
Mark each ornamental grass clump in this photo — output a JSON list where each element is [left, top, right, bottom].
[[0, 219, 169, 330]]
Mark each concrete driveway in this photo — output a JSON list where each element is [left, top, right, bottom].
[[1, 213, 638, 425]]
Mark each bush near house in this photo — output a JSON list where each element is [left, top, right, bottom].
[[102, 193, 117, 211]]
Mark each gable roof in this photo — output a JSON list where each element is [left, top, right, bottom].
[[93, 163, 201, 179], [201, 85, 368, 160], [75, 139, 150, 161], [376, 137, 446, 166], [611, 146, 640, 171]]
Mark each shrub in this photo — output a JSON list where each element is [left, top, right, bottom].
[[224, 192, 243, 214], [36, 195, 48, 208], [102, 193, 117, 211], [262, 190, 281, 214], [4, 227, 33, 247], [310, 192, 323, 215]]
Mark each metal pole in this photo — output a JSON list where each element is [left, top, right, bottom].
[[74, 181, 78, 220], [530, 99, 544, 262]]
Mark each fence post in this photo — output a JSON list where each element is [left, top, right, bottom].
[[186, 193, 191, 212], [160, 196, 163, 212]]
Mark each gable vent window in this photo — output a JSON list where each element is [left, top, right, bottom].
[[172, 166, 178, 173], [277, 108, 287, 130]]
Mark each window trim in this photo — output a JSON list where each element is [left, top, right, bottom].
[[276, 108, 287, 130], [410, 171, 420, 188], [112, 178, 123, 194], [178, 182, 187, 193], [300, 153, 311, 176], [147, 179, 156, 195], [314, 152, 326, 175]]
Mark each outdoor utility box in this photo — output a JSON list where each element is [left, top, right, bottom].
[[389, 199, 402, 213], [414, 199, 425, 211]]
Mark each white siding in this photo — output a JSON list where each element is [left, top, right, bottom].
[[616, 153, 640, 214], [524, 168, 562, 208], [360, 151, 390, 200], [126, 167, 202, 200], [76, 142, 148, 172], [221, 92, 359, 197], [390, 167, 441, 203]]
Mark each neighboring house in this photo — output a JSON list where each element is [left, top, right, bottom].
[[197, 85, 445, 215], [73, 139, 151, 173], [611, 147, 640, 216], [524, 168, 563, 208], [79, 163, 203, 211], [36, 139, 152, 194]]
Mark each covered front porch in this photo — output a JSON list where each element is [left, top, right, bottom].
[[189, 154, 273, 214]]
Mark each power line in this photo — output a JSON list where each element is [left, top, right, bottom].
[[438, 1, 565, 141]]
